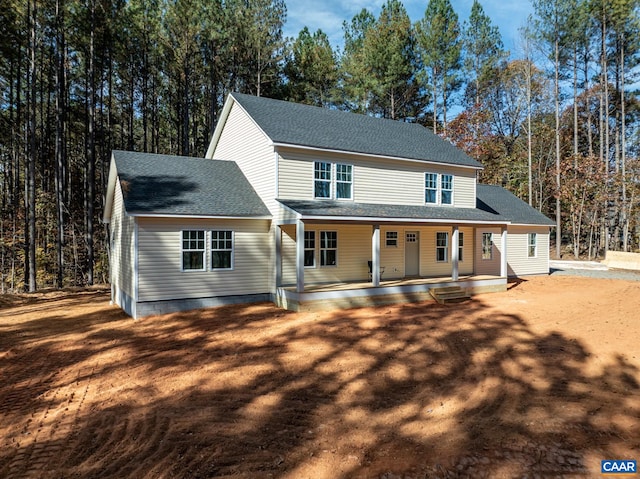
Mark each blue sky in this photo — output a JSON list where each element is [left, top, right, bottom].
[[283, 0, 534, 58]]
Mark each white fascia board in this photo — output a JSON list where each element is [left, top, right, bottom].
[[270, 142, 484, 171], [205, 95, 235, 159], [128, 213, 272, 220], [102, 155, 118, 223], [299, 214, 510, 225]]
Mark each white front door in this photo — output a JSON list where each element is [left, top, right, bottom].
[[405, 231, 419, 276]]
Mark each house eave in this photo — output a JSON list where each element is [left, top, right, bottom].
[[297, 214, 510, 225], [127, 213, 272, 220]]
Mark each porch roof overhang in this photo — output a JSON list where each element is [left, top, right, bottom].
[[277, 199, 510, 225]]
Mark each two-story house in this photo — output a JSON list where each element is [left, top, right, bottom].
[[104, 93, 554, 318]]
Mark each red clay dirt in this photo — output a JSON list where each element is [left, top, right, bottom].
[[0, 275, 639, 478]]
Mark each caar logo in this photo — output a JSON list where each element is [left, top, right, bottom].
[[601, 460, 637, 475]]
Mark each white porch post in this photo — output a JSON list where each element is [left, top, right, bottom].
[[275, 225, 282, 288], [500, 226, 508, 278], [452, 225, 459, 281], [372, 224, 380, 286], [296, 220, 305, 292]]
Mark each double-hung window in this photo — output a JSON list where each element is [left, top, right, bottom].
[[425, 172, 454, 205], [182, 230, 205, 271], [528, 233, 537, 258], [441, 174, 453, 205], [314, 161, 352, 200], [304, 231, 316, 267], [320, 231, 337, 266], [211, 230, 233, 269], [482, 232, 493, 260], [436, 232, 449, 262], [458, 232, 464, 262], [314, 162, 332, 198], [425, 173, 438, 204], [386, 231, 398, 247]]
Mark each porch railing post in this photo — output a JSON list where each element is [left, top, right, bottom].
[[500, 226, 508, 278], [372, 224, 380, 286], [452, 225, 459, 281], [296, 220, 305, 292]]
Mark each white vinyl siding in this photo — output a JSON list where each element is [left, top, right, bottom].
[[507, 226, 550, 276], [110, 180, 136, 299], [277, 148, 477, 207], [136, 218, 271, 302], [211, 102, 277, 214]]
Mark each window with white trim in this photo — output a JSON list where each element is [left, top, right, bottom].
[[436, 232, 448, 262], [425, 172, 454, 205], [528, 233, 537, 258], [458, 232, 464, 262], [314, 161, 331, 198], [182, 230, 205, 271], [211, 230, 233, 269], [482, 232, 493, 260], [386, 231, 398, 247], [441, 174, 453, 205], [304, 231, 316, 267], [425, 173, 438, 204], [320, 231, 337, 266], [314, 162, 353, 200]]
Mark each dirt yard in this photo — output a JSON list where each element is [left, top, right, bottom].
[[1, 276, 639, 479]]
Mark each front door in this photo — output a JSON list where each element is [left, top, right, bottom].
[[405, 231, 419, 276]]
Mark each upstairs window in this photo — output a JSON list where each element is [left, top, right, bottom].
[[425, 172, 454, 205], [436, 232, 449, 262], [182, 230, 205, 271], [441, 174, 453, 205], [528, 233, 537, 258], [314, 162, 332, 198], [425, 173, 438, 204], [211, 230, 233, 269], [482, 232, 493, 260], [314, 161, 353, 200]]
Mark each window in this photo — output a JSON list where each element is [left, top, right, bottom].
[[482, 232, 493, 260], [304, 231, 316, 267], [182, 230, 205, 271], [211, 230, 233, 269], [436, 232, 448, 262], [320, 231, 337, 266], [425, 173, 438, 204], [386, 231, 398, 247], [458, 232, 464, 262], [441, 175, 453, 205], [425, 173, 454, 205], [528, 233, 537, 258], [335, 164, 353, 199], [314, 162, 353, 200], [314, 161, 332, 198]]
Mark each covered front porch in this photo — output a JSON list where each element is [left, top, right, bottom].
[[275, 274, 507, 311], [274, 199, 511, 311]]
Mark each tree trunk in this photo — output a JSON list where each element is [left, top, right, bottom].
[[86, 0, 96, 285], [27, 0, 37, 292]]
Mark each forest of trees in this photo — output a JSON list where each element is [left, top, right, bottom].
[[1, 0, 639, 292]]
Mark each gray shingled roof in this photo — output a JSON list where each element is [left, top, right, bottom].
[[476, 185, 555, 226], [231, 93, 483, 169], [278, 199, 506, 223], [113, 151, 270, 217], [278, 185, 555, 226]]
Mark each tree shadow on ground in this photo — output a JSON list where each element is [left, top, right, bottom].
[[1, 293, 639, 478]]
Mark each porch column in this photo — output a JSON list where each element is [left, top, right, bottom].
[[500, 226, 508, 278], [452, 225, 459, 281], [372, 224, 380, 286], [296, 220, 305, 292], [275, 225, 282, 288]]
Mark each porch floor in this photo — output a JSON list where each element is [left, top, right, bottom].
[[276, 275, 506, 311]]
